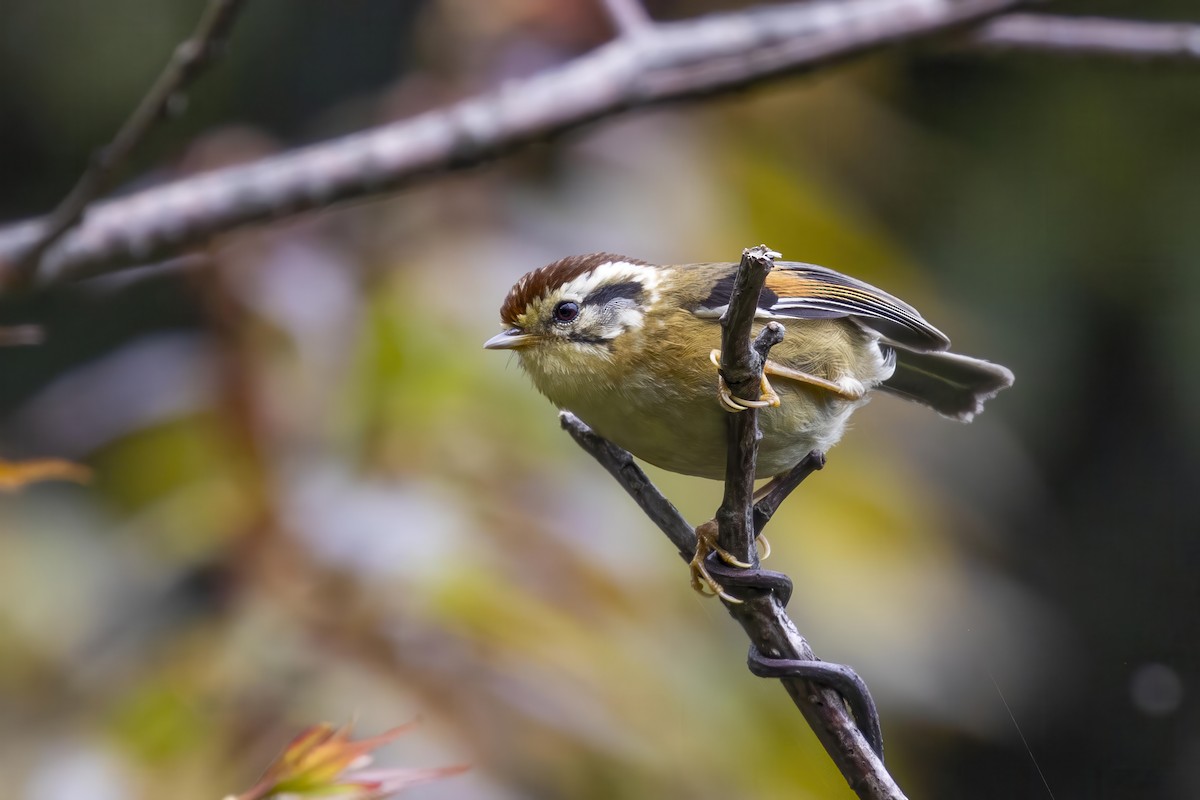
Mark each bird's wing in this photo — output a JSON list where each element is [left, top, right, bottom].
[[759, 262, 949, 350], [723, 261, 952, 352], [692, 261, 950, 351]]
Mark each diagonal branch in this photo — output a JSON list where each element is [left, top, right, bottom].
[[0, 0, 1026, 290], [559, 416, 696, 561], [754, 451, 826, 534], [964, 14, 1200, 61], [5, 0, 249, 289]]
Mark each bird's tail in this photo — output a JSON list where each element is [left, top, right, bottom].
[[879, 348, 1014, 422]]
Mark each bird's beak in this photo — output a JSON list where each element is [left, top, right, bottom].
[[483, 328, 535, 350]]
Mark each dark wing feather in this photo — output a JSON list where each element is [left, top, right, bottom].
[[764, 262, 951, 352]]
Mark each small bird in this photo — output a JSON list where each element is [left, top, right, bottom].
[[485, 253, 1013, 593]]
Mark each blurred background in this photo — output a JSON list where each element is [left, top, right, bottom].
[[1, 0, 1198, 798]]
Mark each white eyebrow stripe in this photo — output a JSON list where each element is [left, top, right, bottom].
[[558, 261, 662, 304]]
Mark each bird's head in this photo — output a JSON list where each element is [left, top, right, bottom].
[[484, 253, 664, 382]]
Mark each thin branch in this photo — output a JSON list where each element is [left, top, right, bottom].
[[559, 415, 696, 560], [0, 0, 1026, 290], [600, 0, 654, 38], [753, 450, 825, 534], [714, 246, 780, 567], [4, 0, 249, 289], [965, 14, 1200, 61], [713, 246, 898, 797]]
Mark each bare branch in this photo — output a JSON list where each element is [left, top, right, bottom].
[[0, 0, 1025, 290], [5, 0, 249, 290], [754, 450, 825, 534], [714, 246, 779, 567], [711, 246, 896, 796], [559, 413, 696, 560], [965, 14, 1200, 61], [600, 0, 654, 38]]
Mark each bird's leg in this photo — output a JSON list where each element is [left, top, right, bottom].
[[692, 484, 776, 599], [690, 520, 752, 603], [710, 350, 780, 412], [709, 349, 865, 410], [763, 361, 865, 401]]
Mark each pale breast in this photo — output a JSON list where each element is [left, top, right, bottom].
[[526, 317, 891, 480]]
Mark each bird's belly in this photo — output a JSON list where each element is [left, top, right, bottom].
[[563, 381, 862, 480]]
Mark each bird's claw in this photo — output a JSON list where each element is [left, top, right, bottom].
[[710, 350, 781, 413], [756, 532, 771, 561], [691, 521, 758, 603]]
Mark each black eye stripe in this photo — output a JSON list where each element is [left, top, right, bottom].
[[568, 333, 611, 346], [583, 281, 642, 307]]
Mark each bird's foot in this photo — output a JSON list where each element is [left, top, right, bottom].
[[710, 349, 781, 413], [690, 520, 752, 603]]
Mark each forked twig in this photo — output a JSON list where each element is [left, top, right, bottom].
[[562, 245, 904, 799]]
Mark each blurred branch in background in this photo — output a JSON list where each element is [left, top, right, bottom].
[[599, 0, 654, 37], [0, 0, 1032, 287], [3, 1, 1193, 290], [561, 246, 901, 800], [965, 14, 1200, 60], [6, 0, 249, 289], [0, 324, 43, 346]]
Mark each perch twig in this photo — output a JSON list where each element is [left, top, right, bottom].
[[561, 244, 902, 799]]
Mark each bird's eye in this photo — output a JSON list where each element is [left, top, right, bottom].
[[553, 301, 580, 323]]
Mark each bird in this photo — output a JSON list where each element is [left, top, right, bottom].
[[485, 252, 1013, 596]]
